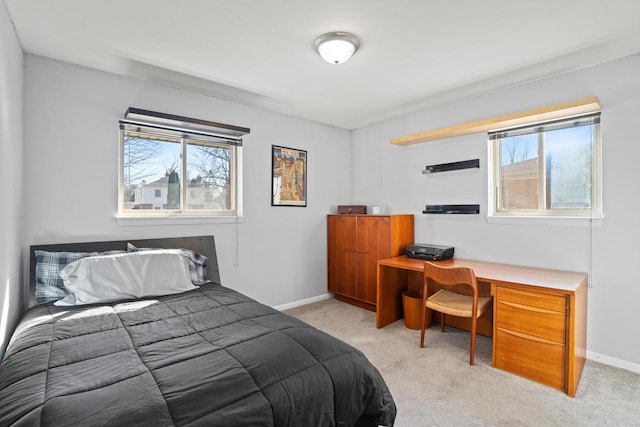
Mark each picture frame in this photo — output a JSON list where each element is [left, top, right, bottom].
[[271, 145, 307, 207]]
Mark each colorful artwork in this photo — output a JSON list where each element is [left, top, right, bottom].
[[272, 145, 307, 206]]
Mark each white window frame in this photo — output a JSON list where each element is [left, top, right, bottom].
[[117, 108, 248, 221], [488, 113, 602, 219]]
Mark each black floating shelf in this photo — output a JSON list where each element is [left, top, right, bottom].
[[423, 204, 480, 214], [423, 159, 479, 174]]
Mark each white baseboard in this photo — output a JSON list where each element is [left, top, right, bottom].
[[273, 293, 334, 312], [587, 350, 640, 374]]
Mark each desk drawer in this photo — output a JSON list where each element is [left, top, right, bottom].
[[494, 328, 565, 391], [495, 287, 566, 343], [496, 287, 566, 312]]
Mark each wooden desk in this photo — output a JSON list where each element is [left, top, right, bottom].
[[376, 256, 588, 397]]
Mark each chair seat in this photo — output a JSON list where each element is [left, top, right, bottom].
[[426, 289, 492, 318]]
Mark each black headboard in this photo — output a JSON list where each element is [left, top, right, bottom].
[[29, 236, 220, 301]]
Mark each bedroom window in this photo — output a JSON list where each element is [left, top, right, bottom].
[[489, 113, 601, 218], [118, 108, 250, 218]]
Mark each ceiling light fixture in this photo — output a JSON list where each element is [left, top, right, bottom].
[[314, 32, 360, 64]]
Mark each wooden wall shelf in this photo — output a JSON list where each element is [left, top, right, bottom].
[[391, 97, 601, 146]]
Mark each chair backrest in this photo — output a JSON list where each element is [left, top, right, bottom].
[[423, 261, 478, 296]]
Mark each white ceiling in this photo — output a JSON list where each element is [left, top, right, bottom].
[[5, 0, 640, 130]]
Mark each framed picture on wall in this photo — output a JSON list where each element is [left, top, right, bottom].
[[271, 145, 307, 207]]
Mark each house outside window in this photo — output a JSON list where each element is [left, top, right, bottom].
[[118, 108, 249, 218], [489, 113, 601, 218]]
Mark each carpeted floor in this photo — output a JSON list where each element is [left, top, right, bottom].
[[284, 298, 640, 427]]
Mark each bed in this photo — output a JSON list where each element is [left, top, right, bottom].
[[0, 236, 396, 426]]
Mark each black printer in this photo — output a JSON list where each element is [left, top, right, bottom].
[[406, 244, 454, 261]]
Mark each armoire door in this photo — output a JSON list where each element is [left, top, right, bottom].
[[356, 216, 391, 304], [328, 215, 357, 296]]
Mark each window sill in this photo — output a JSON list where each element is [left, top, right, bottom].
[[486, 215, 604, 227], [116, 215, 245, 226]]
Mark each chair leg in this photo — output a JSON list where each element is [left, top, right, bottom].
[[420, 307, 426, 348], [470, 317, 477, 365], [440, 312, 445, 333]]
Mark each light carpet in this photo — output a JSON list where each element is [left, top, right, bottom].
[[284, 298, 640, 427]]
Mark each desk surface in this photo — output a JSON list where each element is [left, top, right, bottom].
[[378, 256, 587, 293]]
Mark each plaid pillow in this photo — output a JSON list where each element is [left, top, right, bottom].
[[127, 243, 209, 285], [35, 250, 101, 302], [35, 249, 127, 303]]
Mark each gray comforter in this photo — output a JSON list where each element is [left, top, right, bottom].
[[0, 284, 396, 426]]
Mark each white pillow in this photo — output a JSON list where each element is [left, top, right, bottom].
[[55, 250, 198, 306]]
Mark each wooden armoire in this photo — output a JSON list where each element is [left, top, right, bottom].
[[327, 214, 414, 311]]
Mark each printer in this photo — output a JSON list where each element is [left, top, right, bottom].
[[406, 244, 454, 261]]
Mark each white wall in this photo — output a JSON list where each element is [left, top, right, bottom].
[[0, 3, 24, 355], [22, 55, 352, 308], [352, 54, 640, 368]]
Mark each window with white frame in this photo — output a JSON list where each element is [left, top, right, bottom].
[[118, 108, 249, 217], [489, 113, 601, 217]]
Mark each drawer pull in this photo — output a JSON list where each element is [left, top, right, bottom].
[[499, 299, 563, 315], [496, 327, 562, 346]]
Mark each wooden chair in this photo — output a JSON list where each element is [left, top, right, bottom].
[[420, 261, 492, 365]]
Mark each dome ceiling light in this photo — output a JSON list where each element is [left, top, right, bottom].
[[314, 32, 360, 64]]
